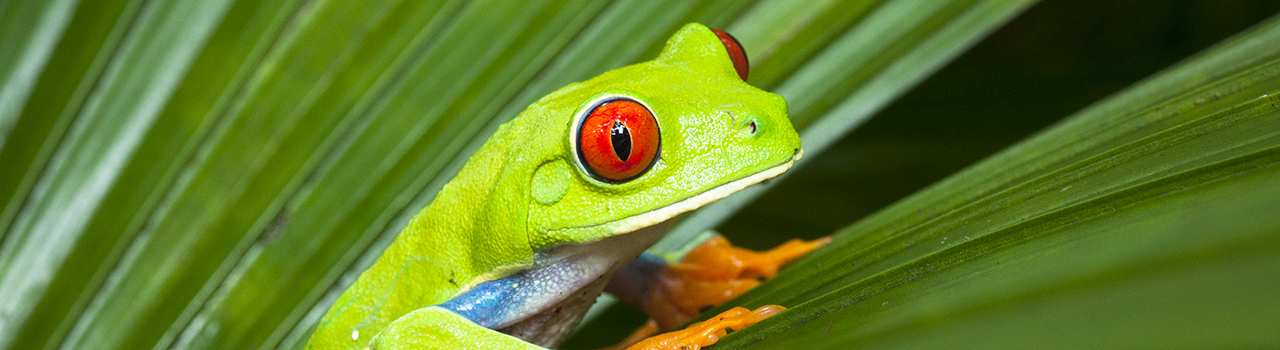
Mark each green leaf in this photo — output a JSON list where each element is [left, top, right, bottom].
[[708, 14, 1280, 349], [1, 0, 237, 348], [0, 0, 76, 146]]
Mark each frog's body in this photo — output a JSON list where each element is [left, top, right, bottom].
[[306, 23, 802, 349]]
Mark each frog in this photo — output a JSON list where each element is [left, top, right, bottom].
[[305, 23, 825, 350]]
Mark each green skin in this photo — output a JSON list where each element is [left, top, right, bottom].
[[307, 23, 801, 349]]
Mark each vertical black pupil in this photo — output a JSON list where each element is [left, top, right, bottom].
[[610, 120, 631, 162]]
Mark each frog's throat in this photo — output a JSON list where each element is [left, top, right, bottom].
[[610, 148, 803, 236]]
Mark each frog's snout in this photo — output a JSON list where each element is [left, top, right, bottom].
[[730, 115, 802, 173]]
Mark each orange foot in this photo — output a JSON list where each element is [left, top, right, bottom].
[[623, 305, 785, 350], [605, 235, 829, 350], [648, 235, 830, 330]]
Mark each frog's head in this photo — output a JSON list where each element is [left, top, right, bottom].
[[521, 23, 801, 248]]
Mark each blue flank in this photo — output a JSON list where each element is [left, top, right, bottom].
[[438, 274, 526, 329], [437, 251, 673, 329]]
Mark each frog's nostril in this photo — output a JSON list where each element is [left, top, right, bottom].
[[739, 119, 758, 136]]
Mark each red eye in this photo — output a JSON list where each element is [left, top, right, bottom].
[[576, 98, 660, 183], [711, 28, 749, 81]]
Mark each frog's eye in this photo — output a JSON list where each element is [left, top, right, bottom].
[[711, 28, 748, 81], [576, 98, 660, 183]]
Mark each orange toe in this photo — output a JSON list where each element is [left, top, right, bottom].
[[623, 305, 785, 350]]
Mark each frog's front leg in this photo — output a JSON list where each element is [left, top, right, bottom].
[[371, 306, 546, 350]]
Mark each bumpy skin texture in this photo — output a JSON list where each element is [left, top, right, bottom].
[[306, 23, 800, 349]]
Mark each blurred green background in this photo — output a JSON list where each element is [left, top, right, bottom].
[[1, 0, 1278, 349]]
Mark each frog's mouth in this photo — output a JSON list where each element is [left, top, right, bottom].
[[609, 148, 802, 235]]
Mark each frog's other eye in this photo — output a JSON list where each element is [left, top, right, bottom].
[[576, 98, 660, 183], [711, 28, 748, 81]]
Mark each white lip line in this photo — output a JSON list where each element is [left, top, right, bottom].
[[606, 149, 802, 235]]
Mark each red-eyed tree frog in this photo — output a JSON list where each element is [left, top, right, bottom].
[[306, 23, 825, 350]]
